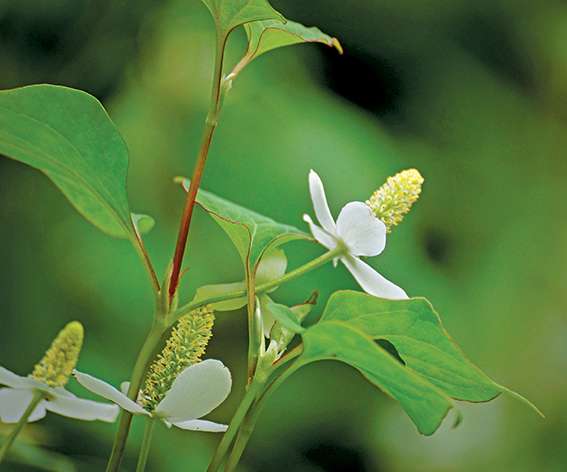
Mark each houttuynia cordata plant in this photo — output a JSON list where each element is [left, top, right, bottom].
[[0, 1, 542, 470]]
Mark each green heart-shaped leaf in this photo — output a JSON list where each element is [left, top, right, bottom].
[[301, 320, 454, 435], [298, 291, 540, 435], [200, 0, 284, 35], [177, 177, 309, 274], [320, 291, 501, 401], [0, 85, 151, 240]]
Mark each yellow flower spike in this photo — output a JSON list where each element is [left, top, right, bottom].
[[141, 306, 215, 411], [31, 321, 84, 388], [366, 169, 424, 233]]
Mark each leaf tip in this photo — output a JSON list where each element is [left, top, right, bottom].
[[331, 37, 344, 55], [499, 384, 545, 418], [173, 176, 190, 192]]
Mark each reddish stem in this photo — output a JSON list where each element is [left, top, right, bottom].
[[168, 34, 227, 300]]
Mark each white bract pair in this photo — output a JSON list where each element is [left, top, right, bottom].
[[0, 366, 118, 424], [74, 359, 231, 432], [303, 170, 408, 300]]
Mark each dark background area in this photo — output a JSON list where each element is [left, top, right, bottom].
[[1, 0, 566, 470]]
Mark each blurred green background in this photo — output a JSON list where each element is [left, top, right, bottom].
[[1, 0, 565, 470]]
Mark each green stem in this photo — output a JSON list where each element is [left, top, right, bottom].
[[135, 419, 156, 472], [106, 24, 231, 472], [175, 246, 344, 319], [224, 352, 303, 471], [106, 321, 167, 472], [207, 380, 263, 472], [224, 415, 254, 472], [208, 348, 303, 472], [0, 390, 44, 464], [246, 271, 261, 384]]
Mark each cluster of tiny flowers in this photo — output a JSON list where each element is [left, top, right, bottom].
[[141, 306, 215, 411], [31, 321, 84, 388], [366, 168, 424, 233]]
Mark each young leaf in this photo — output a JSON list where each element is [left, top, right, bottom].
[[246, 20, 343, 59], [200, 0, 284, 35], [263, 298, 305, 334], [177, 177, 309, 274], [193, 281, 248, 312], [265, 297, 316, 358], [297, 291, 540, 435], [228, 20, 343, 81], [231, 20, 342, 78], [0, 85, 150, 240]]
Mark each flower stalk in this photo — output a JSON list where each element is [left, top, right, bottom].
[[105, 320, 168, 472], [206, 378, 263, 472], [175, 246, 345, 320], [208, 347, 303, 472], [0, 390, 44, 464], [135, 419, 156, 472]]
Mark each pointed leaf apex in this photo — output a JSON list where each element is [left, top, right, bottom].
[[498, 384, 545, 418], [332, 37, 344, 55]]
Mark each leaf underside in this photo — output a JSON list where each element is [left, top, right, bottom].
[[244, 20, 343, 62]]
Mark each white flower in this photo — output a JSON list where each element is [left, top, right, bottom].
[[74, 359, 232, 432], [303, 170, 408, 300], [0, 366, 118, 424]]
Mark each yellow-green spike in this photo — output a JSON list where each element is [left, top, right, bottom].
[[31, 321, 84, 388], [141, 306, 215, 411], [367, 169, 424, 233]]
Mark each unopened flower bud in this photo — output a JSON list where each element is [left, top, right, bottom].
[[31, 321, 84, 387], [367, 169, 424, 233]]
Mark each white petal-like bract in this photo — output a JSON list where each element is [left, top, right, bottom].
[[74, 371, 149, 416], [0, 388, 46, 423], [44, 394, 119, 422], [155, 359, 232, 423], [303, 214, 337, 250], [170, 418, 228, 432], [304, 171, 408, 300], [336, 202, 386, 257], [342, 256, 408, 300], [309, 170, 337, 234], [0, 367, 37, 390]]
